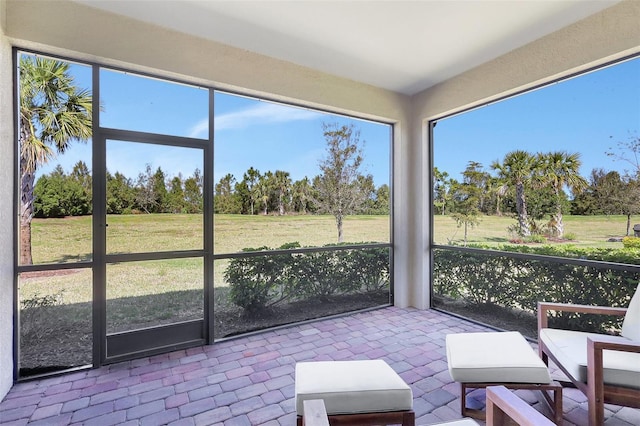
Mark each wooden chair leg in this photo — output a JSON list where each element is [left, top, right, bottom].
[[587, 337, 606, 426], [402, 411, 415, 426], [460, 382, 467, 416]]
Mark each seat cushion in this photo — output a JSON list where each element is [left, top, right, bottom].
[[622, 283, 640, 341], [295, 360, 413, 416], [427, 420, 480, 426], [446, 331, 551, 384], [540, 328, 640, 389]]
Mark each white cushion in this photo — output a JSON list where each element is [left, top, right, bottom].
[[622, 283, 640, 341], [427, 420, 480, 426], [540, 328, 640, 389], [295, 360, 413, 415], [446, 331, 551, 384]]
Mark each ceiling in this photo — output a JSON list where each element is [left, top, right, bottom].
[[73, 0, 620, 95]]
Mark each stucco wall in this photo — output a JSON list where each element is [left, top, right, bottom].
[[0, 0, 15, 402]]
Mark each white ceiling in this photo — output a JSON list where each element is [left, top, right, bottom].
[[74, 0, 620, 95]]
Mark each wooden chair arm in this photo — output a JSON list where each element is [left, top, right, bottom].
[[537, 302, 627, 331], [302, 399, 330, 426], [588, 335, 640, 354], [486, 386, 555, 426]]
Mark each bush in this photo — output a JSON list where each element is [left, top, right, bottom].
[[226, 243, 389, 312], [433, 246, 639, 334], [20, 291, 65, 342], [525, 234, 546, 244], [226, 244, 298, 312], [622, 236, 640, 249]]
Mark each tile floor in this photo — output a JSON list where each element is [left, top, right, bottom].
[[1, 307, 638, 425]]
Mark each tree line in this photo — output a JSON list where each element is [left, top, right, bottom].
[[435, 141, 640, 243], [34, 160, 390, 218]]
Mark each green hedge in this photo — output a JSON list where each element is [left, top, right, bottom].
[[225, 243, 390, 313], [433, 244, 639, 333]]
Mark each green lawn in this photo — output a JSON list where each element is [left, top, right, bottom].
[[22, 212, 632, 309], [30, 213, 391, 264], [19, 212, 636, 371], [22, 214, 391, 333], [434, 214, 633, 248]]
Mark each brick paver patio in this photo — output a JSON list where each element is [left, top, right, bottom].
[[1, 307, 638, 425]]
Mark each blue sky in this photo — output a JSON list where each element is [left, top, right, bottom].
[[434, 56, 640, 182], [35, 61, 391, 188], [33, 54, 639, 190]]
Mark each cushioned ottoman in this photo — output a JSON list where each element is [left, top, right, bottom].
[[446, 331, 562, 425], [295, 359, 414, 425]]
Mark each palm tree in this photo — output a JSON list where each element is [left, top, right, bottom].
[[243, 167, 261, 215], [491, 150, 537, 237], [273, 170, 291, 216], [537, 151, 587, 238], [19, 55, 92, 264]]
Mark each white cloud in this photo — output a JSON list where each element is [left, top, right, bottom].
[[188, 119, 209, 139], [188, 102, 321, 138]]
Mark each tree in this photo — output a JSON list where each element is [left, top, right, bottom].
[[461, 161, 491, 213], [372, 184, 390, 215], [606, 133, 640, 178], [152, 167, 168, 213], [314, 123, 367, 243], [450, 182, 481, 246], [491, 150, 537, 237], [273, 170, 291, 215], [183, 169, 203, 214], [135, 164, 157, 214], [256, 171, 273, 215], [536, 151, 587, 237], [166, 175, 186, 213], [620, 178, 640, 236], [291, 177, 313, 214], [215, 173, 242, 214], [433, 166, 453, 215], [19, 55, 92, 264], [106, 171, 135, 214], [243, 167, 261, 215]]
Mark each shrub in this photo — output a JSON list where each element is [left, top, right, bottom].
[[525, 234, 546, 244], [20, 291, 65, 342], [433, 246, 638, 334], [563, 232, 577, 241], [622, 236, 640, 249], [226, 244, 298, 313], [226, 243, 390, 312]]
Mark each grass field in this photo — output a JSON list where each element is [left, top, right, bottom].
[[18, 212, 636, 373], [434, 214, 633, 248], [29, 212, 633, 265], [22, 212, 632, 313]]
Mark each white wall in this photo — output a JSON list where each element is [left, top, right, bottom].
[[0, 0, 15, 402]]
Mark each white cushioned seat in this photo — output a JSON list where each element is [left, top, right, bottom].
[[295, 360, 413, 416], [539, 328, 640, 389], [428, 420, 479, 426], [446, 331, 551, 384]]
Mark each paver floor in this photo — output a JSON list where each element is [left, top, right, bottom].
[[1, 307, 638, 425]]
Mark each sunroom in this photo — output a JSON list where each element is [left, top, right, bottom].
[[1, 0, 639, 424]]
